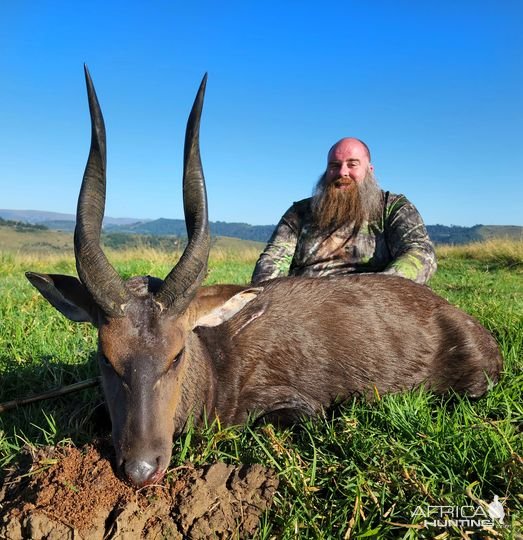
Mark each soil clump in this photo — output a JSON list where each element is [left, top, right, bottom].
[[0, 443, 279, 539]]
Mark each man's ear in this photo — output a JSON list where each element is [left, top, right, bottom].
[[25, 272, 99, 324], [194, 287, 263, 328]]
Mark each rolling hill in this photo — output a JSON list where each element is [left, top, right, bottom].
[[0, 210, 521, 246]]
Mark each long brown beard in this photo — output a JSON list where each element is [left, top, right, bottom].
[[311, 170, 383, 232]]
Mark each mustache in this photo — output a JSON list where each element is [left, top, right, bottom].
[[332, 177, 356, 188], [315, 173, 362, 195]]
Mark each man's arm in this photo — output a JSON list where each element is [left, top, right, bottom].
[[382, 195, 437, 284], [251, 208, 299, 285]]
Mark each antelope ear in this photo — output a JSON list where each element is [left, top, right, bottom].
[[25, 272, 98, 324], [195, 287, 262, 328]]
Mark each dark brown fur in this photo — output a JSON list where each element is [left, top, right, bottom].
[[193, 275, 502, 425], [27, 271, 502, 488]]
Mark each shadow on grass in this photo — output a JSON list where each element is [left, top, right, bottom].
[[0, 352, 110, 456]]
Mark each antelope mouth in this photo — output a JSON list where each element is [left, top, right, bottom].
[[138, 467, 166, 488]]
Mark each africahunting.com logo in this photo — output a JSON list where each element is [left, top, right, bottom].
[[412, 495, 505, 528]]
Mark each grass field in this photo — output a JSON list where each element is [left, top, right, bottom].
[[0, 240, 522, 538]]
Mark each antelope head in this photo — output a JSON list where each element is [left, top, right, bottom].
[[26, 67, 216, 486]]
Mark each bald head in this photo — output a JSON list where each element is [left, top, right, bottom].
[[328, 138, 371, 162]]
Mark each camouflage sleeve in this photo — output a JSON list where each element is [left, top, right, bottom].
[[251, 206, 300, 285], [382, 195, 437, 284]]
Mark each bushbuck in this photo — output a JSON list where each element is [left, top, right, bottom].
[[26, 67, 503, 488]]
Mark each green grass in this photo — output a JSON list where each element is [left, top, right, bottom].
[[0, 242, 521, 538]]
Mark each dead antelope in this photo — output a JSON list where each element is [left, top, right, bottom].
[[26, 67, 503, 488]]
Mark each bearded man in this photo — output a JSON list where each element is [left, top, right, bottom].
[[251, 137, 437, 285]]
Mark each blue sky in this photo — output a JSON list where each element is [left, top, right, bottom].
[[1, 1, 522, 226]]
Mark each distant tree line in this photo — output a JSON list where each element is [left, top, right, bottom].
[[108, 218, 275, 243], [426, 225, 483, 245], [117, 219, 506, 245], [101, 233, 186, 251], [0, 217, 48, 232], [3, 214, 521, 246]]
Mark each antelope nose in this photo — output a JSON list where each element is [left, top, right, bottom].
[[124, 458, 160, 487]]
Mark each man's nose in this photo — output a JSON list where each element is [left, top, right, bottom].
[[339, 162, 350, 177]]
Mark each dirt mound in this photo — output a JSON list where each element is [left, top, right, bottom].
[[0, 443, 279, 539]]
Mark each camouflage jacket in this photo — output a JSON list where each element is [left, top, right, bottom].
[[251, 191, 437, 285]]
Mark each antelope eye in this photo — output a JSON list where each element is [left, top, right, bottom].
[[172, 348, 185, 366], [100, 355, 112, 368]]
